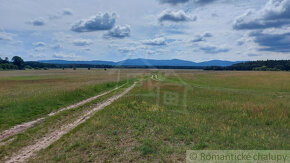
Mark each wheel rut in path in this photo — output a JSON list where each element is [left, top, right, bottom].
[[5, 82, 136, 163], [0, 84, 124, 143]]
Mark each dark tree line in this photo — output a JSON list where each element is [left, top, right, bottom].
[[0, 56, 115, 70], [204, 60, 290, 71], [0, 56, 24, 70], [1, 56, 289, 71]]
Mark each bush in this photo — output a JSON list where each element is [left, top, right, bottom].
[[0, 63, 18, 70], [25, 65, 33, 69]]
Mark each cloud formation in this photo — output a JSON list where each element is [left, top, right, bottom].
[[199, 44, 230, 53], [28, 18, 45, 26], [233, 1, 290, 53], [62, 8, 73, 16], [158, 0, 189, 5], [191, 32, 213, 42], [191, 35, 204, 42], [49, 8, 73, 20], [118, 47, 135, 54], [250, 31, 290, 53], [142, 37, 167, 46], [158, 10, 196, 22], [194, 0, 216, 4], [233, 0, 290, 30], [203, 32, 213, 37], [53, 53, 78, 59], [71, 13, 116, 32], [32, 42, 46, 47], [158, 0, 216, 5], [51, 44, 62, 50], [0, 32, 15, 41], [104, 25, 131, 39], [72, 39, 93, 46], [248, 53, 259, 57]]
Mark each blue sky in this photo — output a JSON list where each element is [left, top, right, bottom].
[[0, 0, 289, 62]]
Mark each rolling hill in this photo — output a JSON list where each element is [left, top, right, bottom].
[[39, 59, 242, 67]]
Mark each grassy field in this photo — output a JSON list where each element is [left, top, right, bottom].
[[0, 70, 289, 162], [0, 69, 148, 132]]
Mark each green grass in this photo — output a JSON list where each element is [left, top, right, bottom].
[[26, 71, 289, 162], [0, 80, 126, 132], [0, 80, 137, 161], [0, 69, 148, 132]]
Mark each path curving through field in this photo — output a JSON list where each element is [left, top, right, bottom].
[[5, 82, 136, 163], [0, 84, 125, 143]]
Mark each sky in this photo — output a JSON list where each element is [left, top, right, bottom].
[[0, 0, 289, 62]]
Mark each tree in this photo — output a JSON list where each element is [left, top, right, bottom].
[[12, 56, 24, 69], [1, 57, 10, 64]]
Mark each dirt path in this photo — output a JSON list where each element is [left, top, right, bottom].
[[0, 84, 124, 143], [5, 82, 136, 163]]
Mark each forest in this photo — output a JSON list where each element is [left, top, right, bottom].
[[204, 60, 290, 71]]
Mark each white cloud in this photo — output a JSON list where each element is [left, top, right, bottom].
[[191, 35, 205, 42], [71, 13, 117, 32], [33, 47, 46, 52], [52, 53, 78, 59], [158, 0, 189, 5], [158, 10, 197, 23], [62, 8, 73, 16], [199, 44, 230, 54], [142, 37, 167, 46], [191, 32, 213, 42], [158, 0, 216, 5], [49, 8, 73, 20], [72, 39, 93, 46], [118, 47, 135, 54], [32, 42, 46, 47], [203, 32, 213, 37], [104, 25, 131, 39], [0, 32, 15, 41], [50, 44, 62, 50], [27, 18, 45, 26]]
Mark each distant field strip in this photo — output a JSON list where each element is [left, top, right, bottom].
[[5, 82, 136, 163], [0, 84, 125, 143]]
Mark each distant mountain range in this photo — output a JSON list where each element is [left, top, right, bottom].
[[38, 59, 243, 67]]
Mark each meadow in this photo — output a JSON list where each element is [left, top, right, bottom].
[[0, 69, 148, 132], [0, 69, 289, 162]]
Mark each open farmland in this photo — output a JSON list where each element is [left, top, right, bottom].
[[0, 70, 289, 162], [2, 0, 290, 162], [0, 69, 148, 132]]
